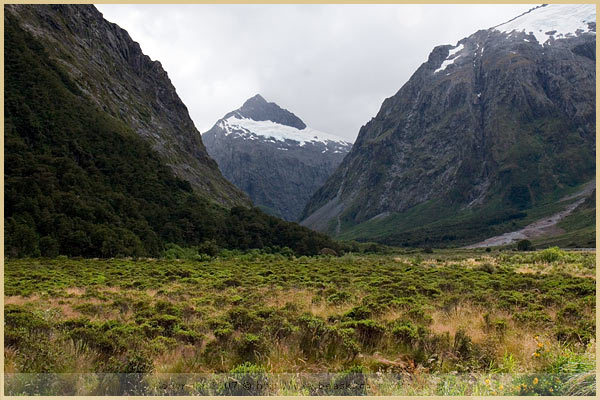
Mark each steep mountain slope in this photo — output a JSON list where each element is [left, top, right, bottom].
[[5, 4, 248, 207], [301, 4, 596, 247], [4, 8, 342, 258], [203, 95, 352, 221]]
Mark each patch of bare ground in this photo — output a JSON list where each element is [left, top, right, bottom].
[[5, 295, 41, 305], [262, 288, 314, 308], [65, 287, 86, 296]]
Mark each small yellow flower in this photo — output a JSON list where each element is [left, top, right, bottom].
[[538, 342, 544, 348], [534, 335, 539, 340], [498, 385, 503, 391], [485, 378, 491, 385], [533, 378, 539, 385], [535, 352, 540, 357], [549, 388, 553, 392]]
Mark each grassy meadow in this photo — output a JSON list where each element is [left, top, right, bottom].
[[4, 247, 596, 395]]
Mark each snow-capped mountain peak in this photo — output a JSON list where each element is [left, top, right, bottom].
[[202, 96, 353, 221], [211, 95, 352, 151], [223, 93, 307, 130], [218, 116, 351, 149], [493, 4, 596, 45]]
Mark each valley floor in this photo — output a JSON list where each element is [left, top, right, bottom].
[[4, 249, 596, 395]]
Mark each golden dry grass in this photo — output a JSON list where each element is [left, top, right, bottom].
[[430, 304, 488, 343]]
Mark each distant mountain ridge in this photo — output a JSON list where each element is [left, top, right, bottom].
[[301, 4, 596, 247], [203, 95, 352, 221]]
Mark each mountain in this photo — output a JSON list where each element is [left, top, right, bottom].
[[5, 4, 248, 207], [301, 4, 596, 247], [4, 5, 343, 258], [203, 95, 352, 221]]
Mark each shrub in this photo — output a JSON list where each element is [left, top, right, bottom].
[[174, 327, 203, 344], [297, 314, 358, 361], [219, 362, 269, 396], [227, 307, 263, 331], [554, 322, 595, 344], [263, 314, 295, 339], [404, 304, 433, 325], [343, 306, 373, 321], [441, 295, 461, 314], [478, 262, 495, 274], [535, 247, 565, 263], [198, 240, 220, 257], [236, 333, 267, 363], [319, 248, 338, 256], [149, 314, 181, 336], [452, 329, 473, 360], [4, 305, 51, 346], [392, 321, 418, 346], [107, 351, 154, 374], [557, 303, 582, 323], [154, 300, 182, 317], [328, 365, 367, 396], [214, 327, 234, 342], [517, 240, 533, 251], [297, 314, 328, 358], [494, 319, 508, 337], [327, 291, 352, 305], [513, 311, 552, 327], [340, 319, 385, 348]]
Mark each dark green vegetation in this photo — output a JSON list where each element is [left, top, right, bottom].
[[4, 249, 595, 395], [336, 182, 595, 248], [4, 15, 340, 258], [6, 4, 249, 207]]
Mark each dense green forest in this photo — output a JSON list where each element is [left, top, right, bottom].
[[4, 15, 341, 258]]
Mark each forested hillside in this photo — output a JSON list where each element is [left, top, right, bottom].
[[4, 14, 341, 258]]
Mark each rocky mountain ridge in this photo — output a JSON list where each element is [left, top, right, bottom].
[[301, 4, 596, 246], [5, 4, 248, 207]]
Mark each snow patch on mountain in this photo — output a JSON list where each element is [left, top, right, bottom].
[[494, 4, 596, 45], [219, 116, 352, 149], [434, 43, 464, 74]]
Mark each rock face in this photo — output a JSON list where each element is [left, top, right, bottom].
[[5, 4, 249, 207], [301, 4, 596, 245], [203, 95, 352, 221]]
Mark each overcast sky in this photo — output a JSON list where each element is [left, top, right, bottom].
[[96, 4, 536, 141]]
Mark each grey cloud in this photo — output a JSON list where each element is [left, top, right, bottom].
[[96, 4, 536, 141]]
